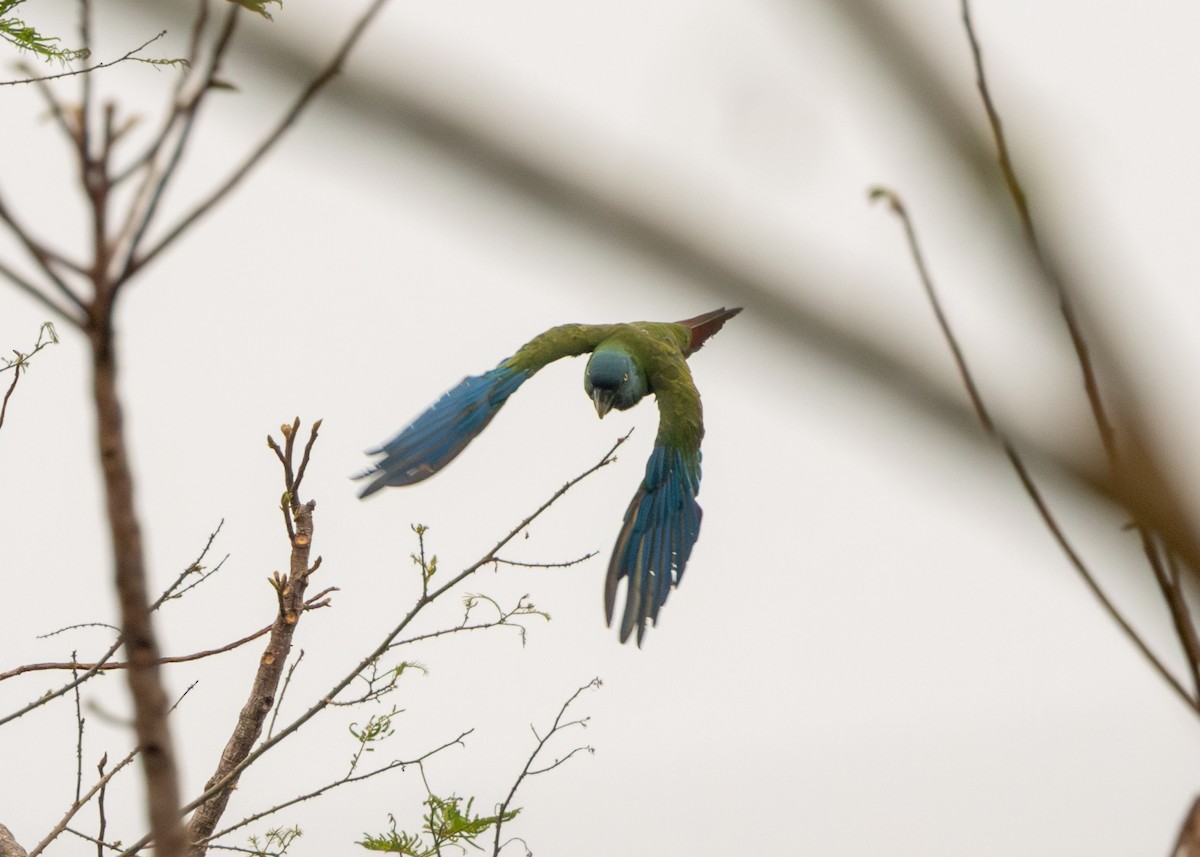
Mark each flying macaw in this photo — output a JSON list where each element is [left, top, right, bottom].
[[356, 307, 741, 645]]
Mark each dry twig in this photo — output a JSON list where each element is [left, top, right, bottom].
[[492, 679, 601, 855]]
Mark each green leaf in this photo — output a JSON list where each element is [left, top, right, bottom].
[[229, 0, 283, 20], [0, 0, 89, 62]]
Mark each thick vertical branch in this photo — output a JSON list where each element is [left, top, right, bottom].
[[185, 424, 321, 855], [0, 824, 28, 857], [90, 325, 186, 857]]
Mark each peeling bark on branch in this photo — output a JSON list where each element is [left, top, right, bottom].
[[185, 488, 319, 855], [0, 824, 28, 857]]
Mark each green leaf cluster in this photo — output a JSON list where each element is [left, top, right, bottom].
[[0, 0, 88, 62], [359, 795, 520, 855]]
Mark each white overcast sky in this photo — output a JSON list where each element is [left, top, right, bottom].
[[4, 1, 1200, 855]]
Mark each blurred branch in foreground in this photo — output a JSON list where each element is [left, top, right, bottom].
[[119, 0, 1200, 584]]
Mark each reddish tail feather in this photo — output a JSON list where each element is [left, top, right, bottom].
[[676, 306, 742, 356]]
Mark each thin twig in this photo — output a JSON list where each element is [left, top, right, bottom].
[[72, 658, 85, 804], [492, 679, 601, 856], [870, 186, 1200, 718], [0, 589, 334, 681], [153, 519, 227, 609], [0, 636, 122, 727], [1, 526, 253, 721], [292, 418, 322, 496], [95, 753, 109, 857], [492, 552, 597, 569], [387, 617, 541, 652], [199, 731, 472, 846], [59, 827, 120, 854], [0, 362, 21, 433], [38, 623, 121, 639], [0, 30, 174, 87], [266, 650, 304, 741], [78, 0, 94, 147], [961, 0, 1116, 461], [27, 750, 136, 857]]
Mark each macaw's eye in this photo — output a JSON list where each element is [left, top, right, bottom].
[[622, 373, 629, 381]]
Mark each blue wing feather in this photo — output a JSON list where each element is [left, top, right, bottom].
[[355, 366, 527, 497], [605, 445, 703, 645]]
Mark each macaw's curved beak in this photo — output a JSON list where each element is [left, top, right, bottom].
[[592, 387, 615, 419]]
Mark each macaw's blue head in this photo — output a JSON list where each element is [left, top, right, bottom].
[[584, 345, 648, 418]]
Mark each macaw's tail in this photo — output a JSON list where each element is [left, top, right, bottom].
[[355, 365, 527, 498], [605, 445, 703, 646], [676, 307, 742, 357]]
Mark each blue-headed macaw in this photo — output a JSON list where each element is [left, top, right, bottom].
[[356, 307, 741, 645]]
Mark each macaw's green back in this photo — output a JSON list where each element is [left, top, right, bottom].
[[356, 307, 741, 645]]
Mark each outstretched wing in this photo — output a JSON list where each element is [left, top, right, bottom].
[[604, 341, 705, 645], [355, 323, 615, 498]]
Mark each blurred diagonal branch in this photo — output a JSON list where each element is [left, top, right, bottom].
[[116, 0, 1200, 585], [1174, 798, 1200, 857], [114, 0, 988, 456]]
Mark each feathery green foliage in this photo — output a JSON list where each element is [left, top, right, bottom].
[[0, 0, 88, 62], [246, 826, 302, 856], [358, 795, 520, 855]]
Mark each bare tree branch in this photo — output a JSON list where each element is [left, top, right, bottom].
[[871, 187, 1199, 719], [89, 316, 187, 856], [0, 589, 334, 682], [27, 749, 137, 857], [116, 433, 625, 857], [0, 259, 82, 325], [199, 730, 472, 847], [0, 192, 89, 318], [960, 0, 1118, 460], [185, 421, 322, 855], [125, 0, 390, 279], [0, 30, 175, 87], [492, 679, 600, 856]]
